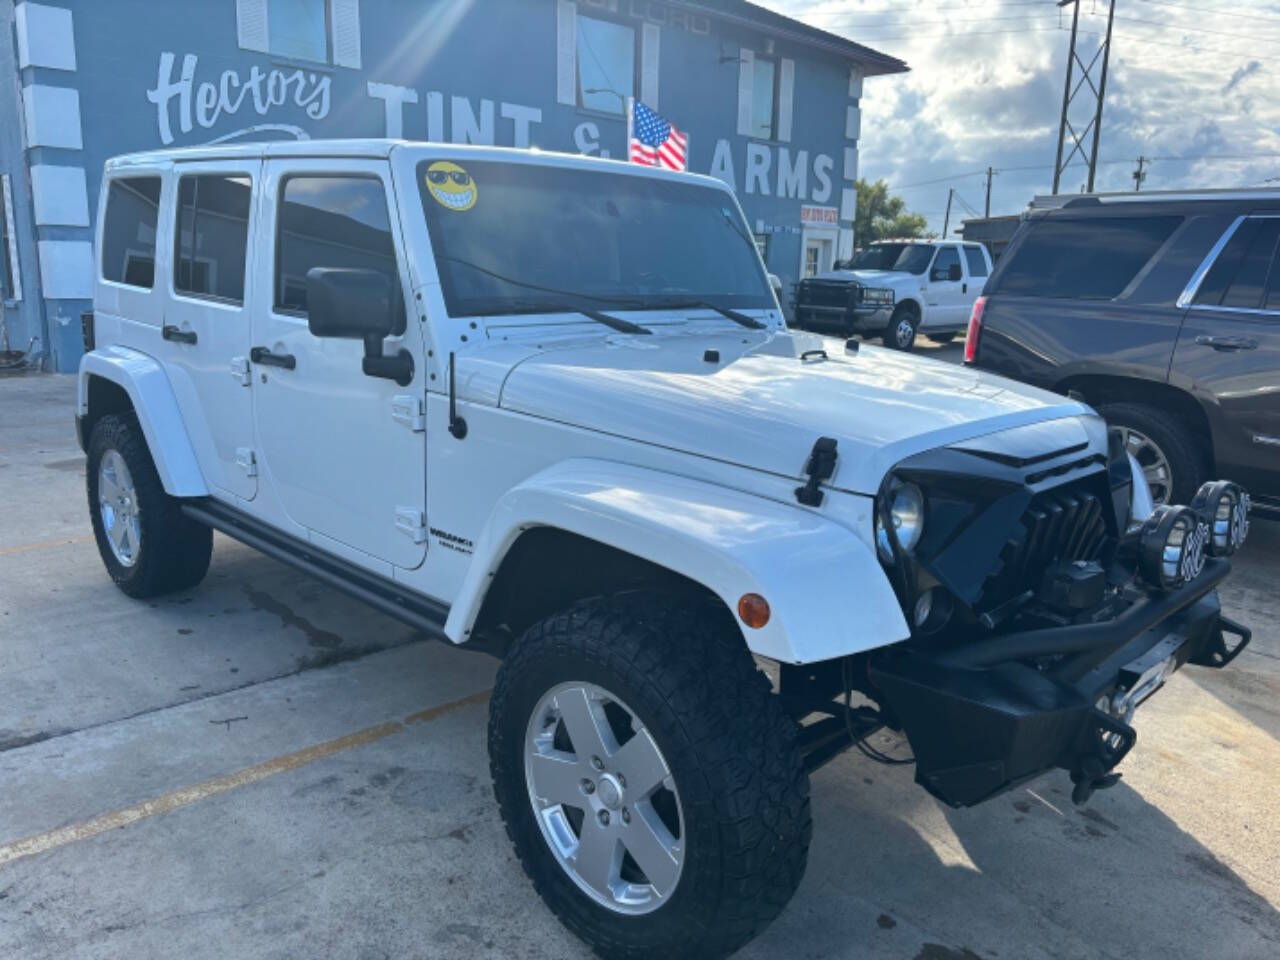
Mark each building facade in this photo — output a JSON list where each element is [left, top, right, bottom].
[[0, 0, 905, 371]]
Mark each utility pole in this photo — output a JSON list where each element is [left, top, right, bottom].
[[1052, 0, 1118, 194], [1132, 155, 1148, 191], [984, 166, 996, 217], [942, 188, 953, 239]]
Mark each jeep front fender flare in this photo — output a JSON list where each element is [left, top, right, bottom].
[[78, 346, 208, 497], [445, 459, 909, 664]]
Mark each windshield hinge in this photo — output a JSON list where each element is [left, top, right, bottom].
[[795, 437, 838, 507]]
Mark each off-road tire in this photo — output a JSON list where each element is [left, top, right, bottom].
[[86, 414, 212, 598], [927, 332, 957, 344], [489, 592, 811, 960], [883, 303, 919, 350], [1096, 401, 1208, 506]]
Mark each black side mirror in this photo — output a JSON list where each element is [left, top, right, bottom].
[[948, 263, 963, 282], [306, 267, 413, 386]]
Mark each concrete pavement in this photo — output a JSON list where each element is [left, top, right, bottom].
[[2, 366, 1278, 960]]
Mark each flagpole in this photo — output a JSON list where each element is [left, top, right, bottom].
[[625, 96, 634, 164]]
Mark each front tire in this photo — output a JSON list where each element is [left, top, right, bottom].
[[883, 303, 919, 350], [87, 413, 212, 598], [489, 592, 811, 960]]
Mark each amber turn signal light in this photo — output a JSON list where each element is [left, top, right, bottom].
[[738, 593, 771, 629]]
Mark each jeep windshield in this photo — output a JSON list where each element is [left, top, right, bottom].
[[417, 159, 774, 318], [848, 243, 933, 275]]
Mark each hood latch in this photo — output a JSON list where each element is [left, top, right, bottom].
[[795, 437, 838, 507]]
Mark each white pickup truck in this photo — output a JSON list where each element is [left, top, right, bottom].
[[794, 239, 993, 349], [78, 141, 1251, 960]]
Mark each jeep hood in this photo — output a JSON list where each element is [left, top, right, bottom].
[[494, 331, 1093, 495]]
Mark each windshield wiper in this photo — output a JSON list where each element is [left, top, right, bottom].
[[579, 308, 652, 335], [646, 299, 766, 330]]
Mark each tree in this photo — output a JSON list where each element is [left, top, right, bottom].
[[853, 179, 929, 247]]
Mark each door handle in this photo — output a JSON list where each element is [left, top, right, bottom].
[[962, 283, 968, 294], [250, 346, 297, 370], [1195, 335, 1258, 351], [162, 324, 197, 345]]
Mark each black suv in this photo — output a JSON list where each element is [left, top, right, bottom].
[[968, 191, 1279, 514]]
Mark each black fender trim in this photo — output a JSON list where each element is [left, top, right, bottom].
[[181, 499, 450, 638]]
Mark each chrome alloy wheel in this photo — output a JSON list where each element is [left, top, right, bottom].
[[894, 316, 916, 349], [524, 682, 685, 916], [1120, 427, 1174, 505], [98, 449, 141, 567]]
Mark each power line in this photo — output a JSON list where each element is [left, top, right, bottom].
[[1134, 0, 1280, 25]]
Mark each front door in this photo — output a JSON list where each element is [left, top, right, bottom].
[[161, 161, 260, 501], [249, 158, 427, 570], [923, 245, 965, 329], [1171, 214, 1280, 495], [802, 236, 832, 278]]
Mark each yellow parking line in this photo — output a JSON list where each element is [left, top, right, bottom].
[[0, 688, 490, 867], [0, 534, 95, 558]]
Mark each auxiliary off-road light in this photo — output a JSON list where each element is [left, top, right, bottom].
[[1190, 480, 1250, 557], [1138, 505, 1209, 590]]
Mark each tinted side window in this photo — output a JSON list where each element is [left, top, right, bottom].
[[963, 246, 988, 277], [1195, 217, 1280, 310], [102, 177, 161, 289], [931, 246, 960, 279], [994, 216, 1181, 300], [174, 175, 252, 303], [275, 176, 400, 318]]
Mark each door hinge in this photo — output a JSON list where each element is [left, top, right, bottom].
[[395, 507, 427, 543], [235, 447, 258, 478], [230, 356, 251, 386], [391, 394, 425, 432]]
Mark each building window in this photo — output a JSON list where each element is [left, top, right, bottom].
[[576, 15, 635, 115], [753, 232, 770, 263], [174, 175, 253, 304], [750, 56, 777, 139], [275, 175, 401, 320], [1, 175, 19, 301], [268, 0, 329, 62], [804, 244, 820, 278], [101, 177, 162, 290]]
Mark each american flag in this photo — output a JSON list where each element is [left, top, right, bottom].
[[629, 100, 688, 171]]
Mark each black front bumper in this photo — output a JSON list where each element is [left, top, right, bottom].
[[793, 304, 892, 335], [870, 560, 1251, 808]]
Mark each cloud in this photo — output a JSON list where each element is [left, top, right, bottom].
[[757, 1, 1280, 233], [1223, 60, 1261, 94]]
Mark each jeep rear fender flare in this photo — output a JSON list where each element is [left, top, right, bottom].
[[445, 459, 909, 663], [78, 346, 208, 498]]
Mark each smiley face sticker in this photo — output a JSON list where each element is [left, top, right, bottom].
[[425, 161, 477, 212]]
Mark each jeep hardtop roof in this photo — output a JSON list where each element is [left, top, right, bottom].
[[104, 139, 731, 192]]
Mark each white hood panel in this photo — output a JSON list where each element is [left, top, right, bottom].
[[493, 331, 1093, 495]]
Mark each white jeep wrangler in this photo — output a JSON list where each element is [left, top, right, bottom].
[[794, 239, 993, 349], [79, 141, 1252, 960]]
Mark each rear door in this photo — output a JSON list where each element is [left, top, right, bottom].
[[162, 161, 260, 501], [1172, 214, 1280, 495], [923, 245, 965, 328], [249, 158, 427, 571]]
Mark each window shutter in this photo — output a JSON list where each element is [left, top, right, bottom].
[[236, 0, 268, 53], [641, 23, 660, 108], [736, 48, 754, 137], [777, 58, 794, 142], [331, 0, 362, 69], [557, 1, 577, 106]]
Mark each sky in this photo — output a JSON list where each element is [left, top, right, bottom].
[[758, 0, 1280, 235]]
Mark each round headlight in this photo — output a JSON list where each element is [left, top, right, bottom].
[[1190, 480, 1250, 556], [1138, 505, 1208, 590], [876, 482, 925, 563]]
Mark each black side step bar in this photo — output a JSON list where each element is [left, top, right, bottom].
[[181, 499, 450, 639]]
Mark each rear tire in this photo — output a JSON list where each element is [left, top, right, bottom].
[[1096, 401, 1208, 505], [883, 303, 919, 350], [489, 592, 811, 960], [86, 413, 212, 598]]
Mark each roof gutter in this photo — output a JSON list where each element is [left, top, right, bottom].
[[666, 1, 909, 76]]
